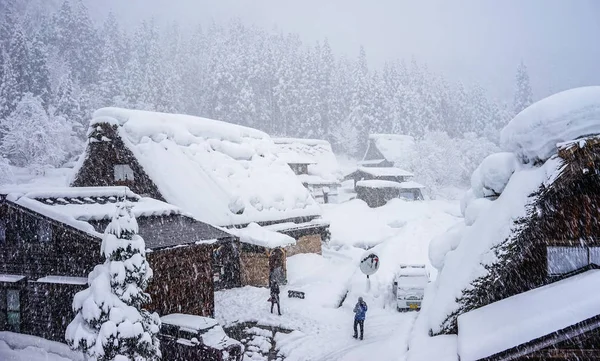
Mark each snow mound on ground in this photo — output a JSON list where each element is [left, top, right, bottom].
[[470, 153, 518, 198], [501, 86, 600, 162], [0, 332, 84, 361]]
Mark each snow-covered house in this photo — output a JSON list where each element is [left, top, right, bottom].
[[359, 133, 416, 169], [70, 108, 329, 287], [344, 167, 424, 206], [0, 186, 231, 342], [272, 138, 343, 204], [421, 87, 600, 361]]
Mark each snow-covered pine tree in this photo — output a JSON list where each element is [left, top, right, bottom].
[[346, 46, 371, 155], [0, 155, 13, 184], [6, 27, 29, 107], [513, 60, 533, 116], [66, 200, 161, 361], [0, 53, 19, 119], [0, 93, 69, 172], [26, 35, 52, 108]]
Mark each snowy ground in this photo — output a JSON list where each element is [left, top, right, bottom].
[[0, 332, 83, 361], [216, 197, 461, 361]]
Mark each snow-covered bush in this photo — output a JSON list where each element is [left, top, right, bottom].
[[411, 131, 499, 196], [0, 93, 74, 173], [65, 201, 161, 361]]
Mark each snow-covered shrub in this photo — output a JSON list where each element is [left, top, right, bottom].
[[65, 201, 161, 361], [0, 93, 74, 173]]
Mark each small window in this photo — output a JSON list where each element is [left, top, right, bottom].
[[114, 164, 135, 182], [6, 289, 20, 332], [547, 246, 588, 275], [37, 222, 52, 242]]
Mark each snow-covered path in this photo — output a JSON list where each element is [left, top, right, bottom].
[[215, 198, 461, 360]]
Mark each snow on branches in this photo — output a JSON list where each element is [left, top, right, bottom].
[[65, 200, 161, 361]]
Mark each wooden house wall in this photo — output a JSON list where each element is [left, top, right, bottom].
[[239, 250, 270, 287], [213, 240, 242, 290], [0, 278, 28, 334], [24, 282, 86, 342], [71, 123, 164, 200], [146, 244, 214, 317], [285, 234, 322, 257], [356, 186, 400, 208], [0, 203, 101, 279]]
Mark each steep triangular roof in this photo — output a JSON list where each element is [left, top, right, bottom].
[[72, 108, 321, 227], [362, 134, 416, 168]]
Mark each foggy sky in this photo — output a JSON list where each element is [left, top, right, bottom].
[[86, 0, 600, 102]]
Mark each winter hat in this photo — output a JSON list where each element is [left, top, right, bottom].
[[358, 297, 363, 302]]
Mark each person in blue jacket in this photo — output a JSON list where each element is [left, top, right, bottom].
[[353, 297, 368, 340]]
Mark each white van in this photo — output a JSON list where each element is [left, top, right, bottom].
[[393, 264, 429, 311]]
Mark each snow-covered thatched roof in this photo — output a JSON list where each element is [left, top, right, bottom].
[[362, 134, 416, 168], [272, 137, 343, 184], [501, 86, 600, 162], [423, 87, 600, 336], [76, 108, 321, 227]]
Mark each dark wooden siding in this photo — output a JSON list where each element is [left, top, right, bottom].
[[147, 244, 214, 317], [71, 123, 164, 200], [0, 203, 101, 279], [24, 282, 86, 342]]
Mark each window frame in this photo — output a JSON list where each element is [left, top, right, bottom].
[[113, 164, 135, 182], [547, 245, 597, 276], [5, 289, 20, 332]]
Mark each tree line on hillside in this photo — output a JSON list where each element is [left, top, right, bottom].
[[0, 0, 533, 183]]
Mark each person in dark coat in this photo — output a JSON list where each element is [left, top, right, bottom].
[[270, 280, 282, 315], [353, 297, 368, 340]]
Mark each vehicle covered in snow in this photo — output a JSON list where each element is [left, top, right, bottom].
[[159, 314, 244, 361], [393, 264, 429, 311]]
